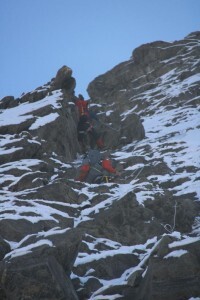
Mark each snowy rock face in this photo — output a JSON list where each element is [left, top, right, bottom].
[[0, 32, 200, 299]]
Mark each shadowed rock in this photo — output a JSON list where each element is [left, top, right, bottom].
[[0, 256, 78, 300]]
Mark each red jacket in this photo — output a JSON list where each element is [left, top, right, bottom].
[[75, 99, 89, 117], [77, 164, 90, 181], [102, 159, 116, 174]]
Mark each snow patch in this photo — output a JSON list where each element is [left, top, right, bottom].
[[164, 249, 188, 259]]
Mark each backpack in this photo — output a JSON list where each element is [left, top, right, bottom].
[[84, 149, 103, 183], [87, 149, 101, 166]]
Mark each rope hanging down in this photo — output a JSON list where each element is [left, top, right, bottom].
[[133, 166, 144, 180], [128, 166, 145, 181], [160, 200, 178, 234], [129, 165, 178, 234]]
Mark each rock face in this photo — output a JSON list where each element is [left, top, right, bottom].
[[125, 239, 200, 300], [53, 65, 76, 91], [0, 32, 200, 299], [1, 256, 78, 300]]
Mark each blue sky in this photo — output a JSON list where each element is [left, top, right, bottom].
[[0, 0, 199, 100]]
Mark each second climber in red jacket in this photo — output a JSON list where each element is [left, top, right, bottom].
[[101, 151, 121, 179]]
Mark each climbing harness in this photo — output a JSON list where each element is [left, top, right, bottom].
[[103, 175, 110, 183]]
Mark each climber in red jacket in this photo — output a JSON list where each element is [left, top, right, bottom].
[[76, 156, 91, 182], [101, 151, 121, 177], [76, 150, 120, 183], [74, 94, 89, 118]]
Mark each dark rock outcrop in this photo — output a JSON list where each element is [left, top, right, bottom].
[[0, 96, 18, 109], [0, 237, 10, 261], [52, 65, 76, 91], [0, 256, 78, 300], [125, 239, 200, 300], [0, 229, 82, 299]]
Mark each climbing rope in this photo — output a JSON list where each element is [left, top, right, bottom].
[[129, 164, 178, 234], [129, 166, 178, 234], [133, 166, 144, 180], [160, 200, 178, 234], [128, 166, 145, 181]]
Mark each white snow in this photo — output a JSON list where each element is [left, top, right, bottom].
[[106, 110, 113, 116], [0, 196, 73, 223], [74, 183, 135, 227], [74, 236, 157, 267], [141, 104, 200, 199], [29, 112, 59, 130], [90, 294, 123, 300], [164, 249, 188, 259], [5, 239, 53, 259], [169, 236, 200, 248], [0, 146, 23, 155], [0, 90, 62, 126], [0, 159, 43, 172]]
